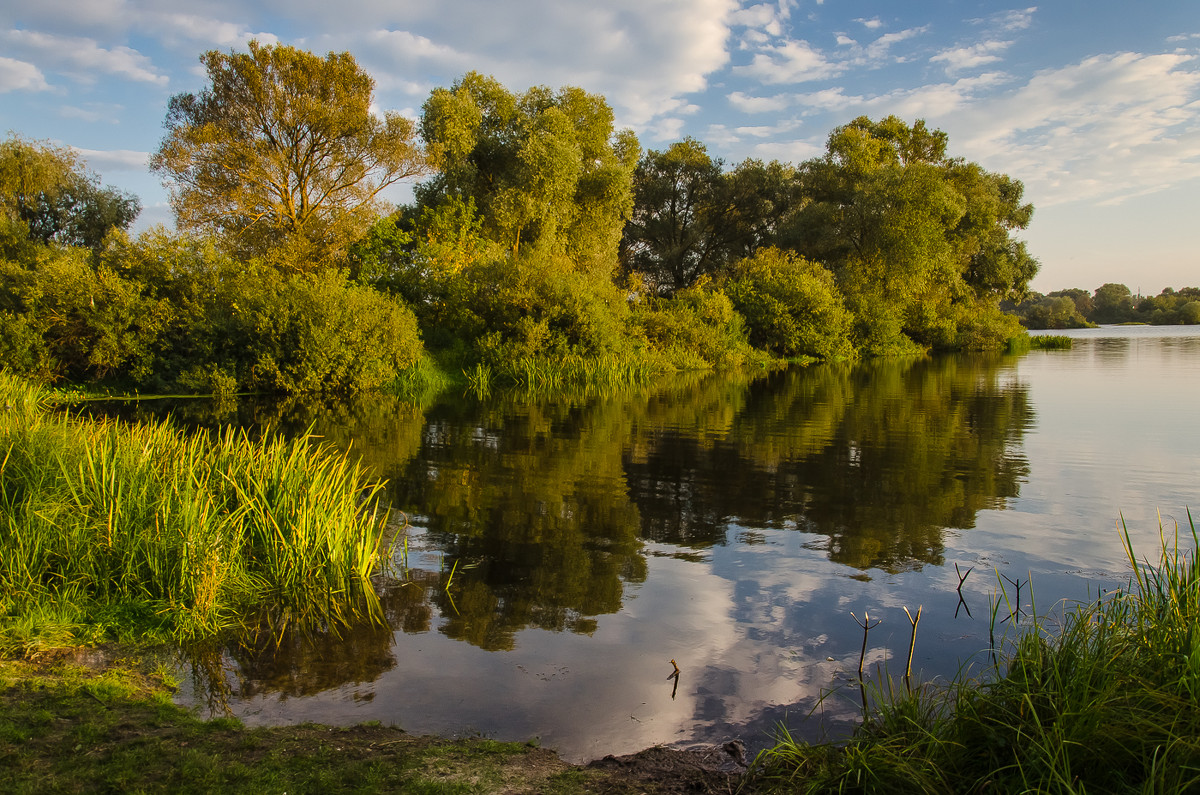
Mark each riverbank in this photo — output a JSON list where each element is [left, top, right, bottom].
[[0, 651, 749, 794]]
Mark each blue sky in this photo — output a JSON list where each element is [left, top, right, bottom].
[[2, 1, 1197, 293]]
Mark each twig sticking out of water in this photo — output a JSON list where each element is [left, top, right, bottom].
[[903, 605, 923, 691], [954, 564, 974, 618], [851, 611, 882, 712]]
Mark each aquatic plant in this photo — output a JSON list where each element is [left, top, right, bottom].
[[0, 372, 390, 650]]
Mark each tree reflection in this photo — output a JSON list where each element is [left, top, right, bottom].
[[625, 355, 1032, 571]]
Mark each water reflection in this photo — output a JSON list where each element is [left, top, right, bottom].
[[134, 350, 1047, 758]]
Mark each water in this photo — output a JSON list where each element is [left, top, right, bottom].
[[143, 326, 1200, 762]]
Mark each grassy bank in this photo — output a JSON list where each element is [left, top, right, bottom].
[[756, 518, 1200, 793], [0, 655, 745, 794], [0, 372, 390, 652]]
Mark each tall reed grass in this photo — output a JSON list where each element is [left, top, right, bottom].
[[0, 372, 389, 650], [757, 515, 1200, 793]]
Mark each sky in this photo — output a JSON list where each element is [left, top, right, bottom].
[[1, 0, 1197, 294]]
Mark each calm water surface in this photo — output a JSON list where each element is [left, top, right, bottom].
[[141, 326, 1200, 762]]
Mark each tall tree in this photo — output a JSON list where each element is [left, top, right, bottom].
[[151, 42, 426, 271], [621, 143, 800, 296], [619, 139, 724, 294], [418, 72, 638, 275]]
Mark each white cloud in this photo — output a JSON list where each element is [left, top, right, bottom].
[[931, 40, 1013, 74], [729, 90, 791, 113], [939, 53, 1200, 207], [735, 39, 843, 84], [0, 56, 49, 92], [855, 17, 883, 30], [72, 147, 149, 172], [990, 7, 1038, 32], [1, 30, 167, 86], [862, 26, 928, 62]]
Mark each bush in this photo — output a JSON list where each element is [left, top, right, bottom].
[[633, 281, 762, 369], [725, 247, 854, 360]]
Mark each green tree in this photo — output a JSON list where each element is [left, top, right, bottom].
[[1091, 283, 1133, 323], [418, 72, 638, 274], [621, 143, 799, 295], [790, 116, 1036, 353], [151, 41, 426, 271], [620, 139, 724, 294], [0, 135, 140, 250]]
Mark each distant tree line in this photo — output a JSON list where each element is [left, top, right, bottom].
[[1004, 283, 1200, 329], [2, 42, 1044, 395]]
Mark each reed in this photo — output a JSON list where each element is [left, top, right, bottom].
[[0, 372, 390, 649], [756, 513, 1200, 793], [1030, 334, 1074, 350]]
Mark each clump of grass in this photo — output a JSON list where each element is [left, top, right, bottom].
[[0, 372, 389, 651], [1030, 334, 1074, 350], [756, 513, 1200, 793]]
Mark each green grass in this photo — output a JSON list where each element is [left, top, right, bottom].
[[1030, 334, 1074, 350], [0, 371, 391, 651], [755, 514, 1200, 793]]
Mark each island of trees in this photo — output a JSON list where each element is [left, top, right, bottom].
[[2, 41, 1175, 397]]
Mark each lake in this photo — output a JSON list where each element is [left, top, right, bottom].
[[140, 325, 1200, 762]]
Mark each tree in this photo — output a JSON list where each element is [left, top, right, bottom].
[[788, 116, 1037, 353], [1092, 283, 1133, 323], [151, 41, 426, 271], [418, 72, 638, 275], [620, 139, 724, 294], [620, 143, 800, 296], [0, 135, 140, 250]]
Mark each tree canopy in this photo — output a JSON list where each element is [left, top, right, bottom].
[[151, 41, 426, 271], [0, 135, 140, 251], [417, 72, 639, 275]]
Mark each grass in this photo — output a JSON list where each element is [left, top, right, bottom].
[[0, 654, 732, 794], [1030, 334, 1074, 350], [755, 514, 1200, 793], [0, 656, 609, 794], [1006, 333, 1074, 353], [0, 371, 391, 651]]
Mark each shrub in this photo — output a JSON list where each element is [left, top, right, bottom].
[[725, 247, 854, 360]]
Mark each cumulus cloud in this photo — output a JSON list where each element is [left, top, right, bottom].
[[729, 90, 791, 113], [735, 39, 844, 84], [0, 56, 49, 92], [1, 30, 167, 85]]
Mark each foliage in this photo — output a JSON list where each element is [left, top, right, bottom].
[[620, 141, 799, 296], [790, 116, 1038, 354], [0, 244, 170, 384], [151, 41, 426, 271], [418, 72, 639, 274], [725, 247, 854, 359], [1006, 284, 1200, 328], [0, 229, 424, 394], [0, 134, 140, 250], [632, 281, 764, 370]]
